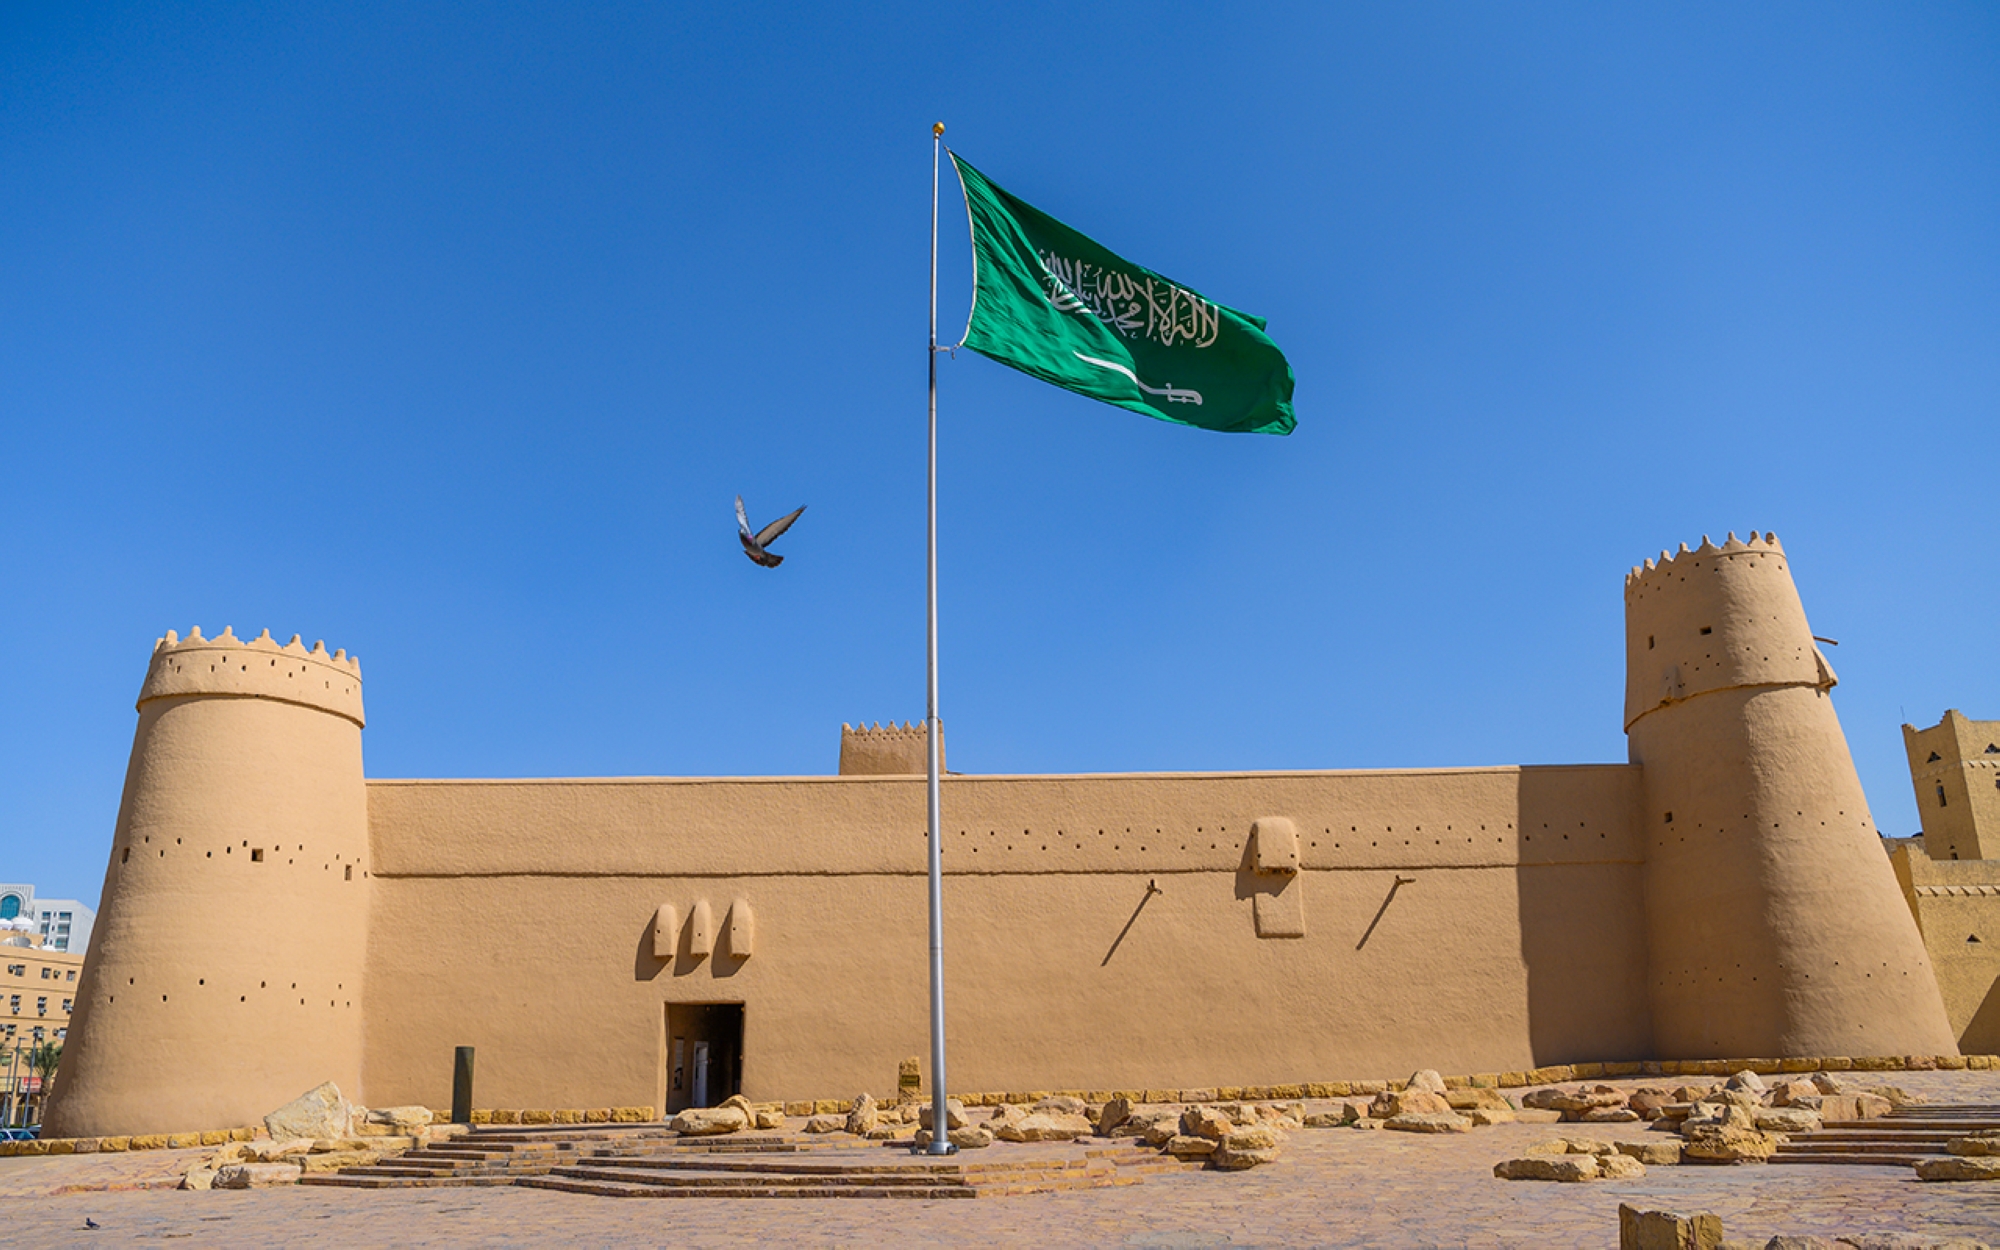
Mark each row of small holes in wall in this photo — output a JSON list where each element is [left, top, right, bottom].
[[165, 658, 353, 695], [939, 823, 1519, 853], [106, 977, 353, 1008], [1657, 959, 1916, 989], [1522, 822, 1607, 844], [1660, 809, 1865, 843], [118, 838, 360, 879]]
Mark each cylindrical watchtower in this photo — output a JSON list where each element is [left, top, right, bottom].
[[43, 627, 371, 1137], [1625, 533, 1955, 1059]]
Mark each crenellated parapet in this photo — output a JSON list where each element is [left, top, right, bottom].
[[140, 626, 363, 727], [1622, 531, 1831, 733], [838, 720, 940, 776]]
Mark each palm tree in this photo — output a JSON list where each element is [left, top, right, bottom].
[[25, 1041, 59, 1127]]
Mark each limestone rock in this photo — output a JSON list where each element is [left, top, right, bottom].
[[1817, 1093, 1892, 1122], [1915, 1155, 2000, 1181], [1371, 1088, 1453, 1118], [1725, 1070, 1766, 1094], [995, 1112, 1092, 1143], [1752, 1108, 1821, 1135], [244, 1138, 313, 1162], [1597, 1153, 1646, 1180], [1303, 1107, 1356, 1128], [1164, 1134, 1218, 1158], [1514, 1108, 1566, 1124], [1616, 1139, 1685, 1166], [949, 1124, 994, 1149], [1617, 1203, 1725, 1250], [803, 1114, 845, 1134], [1948, 1131, 2000, 1157], [263, 1082, 354, 1143], [1118, 1108, 1180, 1141], [1681, 1123, 1779, 1164], [1181, 1106, 1235, 1142], [1768, 1081, 1818, 1107], [1384, 1112, 1472, 1134], [846, 1093, 879, 1136], [1445, 1087, 1513, 1112], [180, 1167, 217, 1191], [1531, 1136, 1622, 1156], [1211, 1125, 1281, 1170], [919, 1099, 968, 1131], [1351, 1117, 1385, 1130], [1809, 1072, 1844, 1095], [1142, 1116, 1182, 1147], [214, 1162, 302, 1189], [1865, 1085, 1926, 1107], [1034, 1095, 1087, 1117], [1682, 1102, 1756, 1134], [1097, 1096, 1133, 1136], [755, 1109, 787, 1130], [1467, 1108, 1517, 1126], [1581, 1107, 1642, 1123], [671, 1106, 748, 1136], [1494, 1154, 1600, 1182], [1548, 1085, 1630, 1116], [1628, 1090, 1677, 1120], [1405, 1069, 1448, 1094], [362, 1105, 432, 1134], [297, 1149, 387, 1173], [864, 1124, 905, 1140]]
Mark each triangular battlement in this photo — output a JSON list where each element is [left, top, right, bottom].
[[1625, 531, 1784, 597]]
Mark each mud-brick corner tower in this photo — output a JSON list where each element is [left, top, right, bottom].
[[1624, 532, 1956, 1059], [42, 628, 370, 1138]]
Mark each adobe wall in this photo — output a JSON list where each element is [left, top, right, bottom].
[[1892, 847, 2000, 1054], [358, 765, 1650, 1111]]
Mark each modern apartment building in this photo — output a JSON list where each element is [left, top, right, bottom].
[[0, 884, 96, 955]]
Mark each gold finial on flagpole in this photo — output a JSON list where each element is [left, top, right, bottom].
[[933, 121, 945, 139]]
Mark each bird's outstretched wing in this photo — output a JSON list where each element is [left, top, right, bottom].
[[734, 495, 752, 539], [754, 505, 806, 548]]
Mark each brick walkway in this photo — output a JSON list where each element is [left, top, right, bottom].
[[5, 1072, 1999, 1246]]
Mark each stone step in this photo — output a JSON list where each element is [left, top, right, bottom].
[[550, 1165, 998, 1191], [1770, 1153, 1931, 1168], [1778, 1141, 1947, 1156], [567, 1155, 1104, 1180], [518, 1175, 984, 1200], [300, 1172, 521, 1189]]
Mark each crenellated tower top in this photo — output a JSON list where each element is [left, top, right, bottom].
[[1624, 529, 1785, 595], [138, 626, 364, 727], [1622, 531, 1834, 732]]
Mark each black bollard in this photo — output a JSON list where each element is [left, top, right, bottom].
[[452, 1046, 475, 1124]]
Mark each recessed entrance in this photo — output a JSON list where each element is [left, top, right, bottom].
[[664, 1002, 744, 1114]]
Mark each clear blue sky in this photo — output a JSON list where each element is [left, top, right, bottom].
[[3, 3, 1995, 909]]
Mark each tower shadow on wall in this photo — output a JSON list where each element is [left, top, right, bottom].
[[1514, 764, 1653, 1067]]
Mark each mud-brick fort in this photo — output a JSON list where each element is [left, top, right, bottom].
[[43, 532, 1995, 1139]]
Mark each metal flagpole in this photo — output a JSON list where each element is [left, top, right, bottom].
[[921, 119, 955, 1157]]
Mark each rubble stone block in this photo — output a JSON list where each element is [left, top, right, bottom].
[[1915, 1155, 2000, 1181], [1494, 1155, 1599, 1182], [1617, 1203, 1724, 1250], [214, 1162, 301, 1188]]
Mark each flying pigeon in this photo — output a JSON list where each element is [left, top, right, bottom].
[[736, 496, 806, 568]]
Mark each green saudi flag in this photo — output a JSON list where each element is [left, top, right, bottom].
[[948, 153, 1296, 436]]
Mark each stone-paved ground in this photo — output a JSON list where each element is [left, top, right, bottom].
[[3, 1071, 1998, 1247]]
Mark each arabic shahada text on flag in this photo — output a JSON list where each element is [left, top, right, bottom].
[[949, 153, 1296, 436]]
